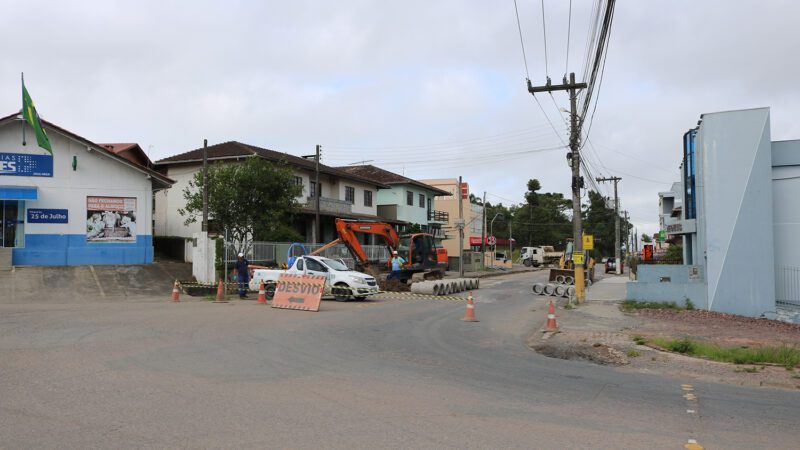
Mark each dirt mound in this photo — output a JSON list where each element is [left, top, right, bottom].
[[532, 342, 629, 366], [635, 309, 800, 344]]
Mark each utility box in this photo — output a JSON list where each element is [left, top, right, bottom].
[[461, 251, 484, 272]]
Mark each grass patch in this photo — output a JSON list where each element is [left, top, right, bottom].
[[649, 337, 800, 369], [621, 300, 682, 311], [627, 350, 640, 358], [564, 303, 574, 310], [632, 335, 647, 345], [791, 374, 800, 379]]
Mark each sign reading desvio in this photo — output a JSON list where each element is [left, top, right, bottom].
[[27, 209, 68, 223], [0, 152, 53, 177]]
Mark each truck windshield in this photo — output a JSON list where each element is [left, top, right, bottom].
[[319, 257, 348, 271]]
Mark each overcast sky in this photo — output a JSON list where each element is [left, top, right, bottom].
[[2, 0, 798, 240]]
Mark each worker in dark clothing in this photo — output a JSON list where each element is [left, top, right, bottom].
[[234, 252, 250, 299]]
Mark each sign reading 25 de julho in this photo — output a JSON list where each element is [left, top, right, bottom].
[[0, 152, 53, 177]]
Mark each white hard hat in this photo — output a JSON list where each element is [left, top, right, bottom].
[[392, 250, 398, 254], [238, 252, 244, 257]]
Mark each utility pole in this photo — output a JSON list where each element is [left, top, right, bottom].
[[458, 176, 465, 277], [314, 145, 321, 243], [481, 191, 487, 269], [201, 139, 208, 232], [528, 73, 588, 301], [596, 176, 621, 274]]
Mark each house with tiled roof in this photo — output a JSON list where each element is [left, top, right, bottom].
[[336, 165, 450, 238], [153, 142, 396, 251], [0, 112, 173, 268]]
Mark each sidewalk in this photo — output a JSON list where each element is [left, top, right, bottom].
[[529, 274, 800, 390]]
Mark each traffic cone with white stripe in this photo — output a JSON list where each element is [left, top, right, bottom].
[[546, 300, 558, 331], [171, 280, 180, 302], [213, 278, 228, 303], [461, 292, 478, 322], [256, 280, 267, 304]]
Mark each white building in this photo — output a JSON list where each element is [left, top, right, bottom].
[[153, 141, 394, 253], [629, 107, 800, 320], [0, 113, 173, 267]]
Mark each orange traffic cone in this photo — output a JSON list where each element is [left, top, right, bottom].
[[256, 281, 267, 304], [213, 278, 228, 303], [545, 300, 558, 331], [461, 292, 478, 322], [171, 280, 180, 302]]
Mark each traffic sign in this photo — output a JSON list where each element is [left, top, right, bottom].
[[487, 235, 497, 246], [582, 234, 594, 250], [658, 230, 666, 241], [573, 251, 585, 265]]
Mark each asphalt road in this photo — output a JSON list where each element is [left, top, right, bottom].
[[1, 272, 798, 448]]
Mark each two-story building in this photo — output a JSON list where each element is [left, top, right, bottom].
[[153, 141, 394, 257], [336, 165, 450, 238], [418, 178, 484, 258]]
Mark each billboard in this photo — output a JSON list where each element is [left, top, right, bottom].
[[86, 196, 137, 243]]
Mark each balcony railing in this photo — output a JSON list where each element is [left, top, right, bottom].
[[305, 196, 352, 214], [427, 210, 449, 223]]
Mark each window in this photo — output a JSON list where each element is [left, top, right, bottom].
[[364, 190, 373, 207], [345, 186, 355, 203], [683, 129, 697, 220], [293, 176, 303, 186], [407, 191, 413, 206], [310, 181, 317, 198], [419, 193, 425, 208], [296, 259, 304, 270], [427, 197, 432, 213], [305, 258, 326, 272]]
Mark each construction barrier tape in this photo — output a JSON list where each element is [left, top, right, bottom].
[[175, 281, 468, 301]]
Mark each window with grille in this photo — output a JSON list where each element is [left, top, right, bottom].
[[364, 190, 373, 207], [345, 186, 355, 203]]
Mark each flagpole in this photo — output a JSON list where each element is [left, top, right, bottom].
[[21, 72, 26, 146]]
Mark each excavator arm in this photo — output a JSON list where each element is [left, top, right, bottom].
[[309, 218, 400, 265]]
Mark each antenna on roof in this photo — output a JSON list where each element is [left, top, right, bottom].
[[347, 160, 374, 165]]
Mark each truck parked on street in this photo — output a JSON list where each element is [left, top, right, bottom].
[[519, 246, 562, 267], [250, 255, 379, 302]]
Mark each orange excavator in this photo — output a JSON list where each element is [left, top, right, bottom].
[[310, 218, 447, 283]]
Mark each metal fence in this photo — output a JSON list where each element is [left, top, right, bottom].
[[223, 240, 391, 271], [777, 265, 800, 309]]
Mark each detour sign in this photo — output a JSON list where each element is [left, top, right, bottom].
[[271, 274, 326, 312]]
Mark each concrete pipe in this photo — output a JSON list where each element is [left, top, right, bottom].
[[532, 283, 544, 295], [543, 284, 556, 296], [567, 286, 576, 297], [450, 281, 458, 294], [475, 278, 480, 290], [585, 279, 593, 287], [411, 282, 434, 295], [555, 275, 566, 284], [459, 279, 467, 292], [433, 281, 445, 295], [452, 279, 461, 293], [432, 283, 440, 296], [565, 276, 575, 285], [467, 279, 476, 290], [441, 282, 450, 295], [554, 285, 567, 297]]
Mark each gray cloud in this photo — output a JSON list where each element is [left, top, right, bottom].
[[1, 0, 797, 238]]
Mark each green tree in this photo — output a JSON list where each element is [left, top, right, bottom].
[[180, 157, 303, 254], [582, 191, 632, 258], [642, 234, 652, 243]]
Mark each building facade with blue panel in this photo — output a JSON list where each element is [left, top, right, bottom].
[[0, 113, 172, 267], [629, 107, 800, 320]]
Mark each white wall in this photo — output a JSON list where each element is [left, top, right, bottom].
[[0, 122, 154, 238]]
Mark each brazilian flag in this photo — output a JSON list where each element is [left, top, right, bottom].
[[22, 79, 52, 154]]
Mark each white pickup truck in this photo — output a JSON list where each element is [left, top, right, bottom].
[[249, 255, 379, 301]]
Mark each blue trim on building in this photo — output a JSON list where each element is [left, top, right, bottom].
[[12, 234, 153, 266], [0, 185, 38, 200]]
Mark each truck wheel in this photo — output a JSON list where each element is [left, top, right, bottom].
[[532, 262, 540, 268], [333, 283, 351, 302], [523, 259, 532, 267]]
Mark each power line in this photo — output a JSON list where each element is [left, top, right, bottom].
[[540, 0, 549, 76], [565, 0, 572, 76], [513, 0, 530, 79], [326, 122, 562, 151]]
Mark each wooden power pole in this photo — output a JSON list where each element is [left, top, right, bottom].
[[528, 73, 587, 301]]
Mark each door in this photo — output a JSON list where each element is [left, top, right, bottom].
[[2, 200, 23, 248]]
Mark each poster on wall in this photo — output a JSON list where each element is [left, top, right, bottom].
[[86, 196, 137, 243]]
